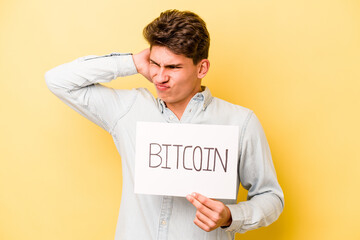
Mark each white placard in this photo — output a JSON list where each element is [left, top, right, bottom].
[[134, 122, 239, 199]]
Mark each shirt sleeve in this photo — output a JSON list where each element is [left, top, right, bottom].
[[45, 53, 138, 134], [225, 112, 284, 233]]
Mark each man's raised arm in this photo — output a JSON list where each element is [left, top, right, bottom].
[[45, 52, 140, 133]]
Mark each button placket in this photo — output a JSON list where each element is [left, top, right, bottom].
[[157, 196, 173, 240]]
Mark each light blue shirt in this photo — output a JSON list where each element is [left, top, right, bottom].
[[46, 53, 284, 240]]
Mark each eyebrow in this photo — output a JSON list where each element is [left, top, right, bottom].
[[150, 59, 183, 68]]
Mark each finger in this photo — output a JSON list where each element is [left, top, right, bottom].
[[195, 210, 217, 230], [193, 216, 214, 232], [192, 192, 222, 212], [186, 194, 213, 218]]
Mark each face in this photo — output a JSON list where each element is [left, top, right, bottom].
[[149, 46, 208, 111]]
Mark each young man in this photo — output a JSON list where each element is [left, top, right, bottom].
[[46, 10, 284, 240]]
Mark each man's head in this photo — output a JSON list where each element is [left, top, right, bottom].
[[142, 10, 210, 117], [143, 9, 210, 65]]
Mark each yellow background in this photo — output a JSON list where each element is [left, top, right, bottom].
[[1, 0, 359, 239]]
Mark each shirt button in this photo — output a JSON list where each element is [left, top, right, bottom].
[[161, 220, 166, 225], [189, 109, 192, 113]]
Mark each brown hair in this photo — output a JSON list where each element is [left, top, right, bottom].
[[143, 9, 210, 64]]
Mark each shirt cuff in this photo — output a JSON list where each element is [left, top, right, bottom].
[[223, 203, 247, 233], [113, 53, 138, 77]]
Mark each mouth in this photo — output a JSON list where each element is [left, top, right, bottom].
[[155, 84, 170, 91]]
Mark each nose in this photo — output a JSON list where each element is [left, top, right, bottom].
[[154, 67, 169, 83]]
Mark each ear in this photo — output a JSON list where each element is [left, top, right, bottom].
[[197, 59, 210, 79]]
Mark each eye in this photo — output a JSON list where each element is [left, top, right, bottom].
[[168, 66, 181, 69], [150, 60, 159, 67]]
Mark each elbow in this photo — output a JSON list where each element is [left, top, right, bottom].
[[45, 67, 66, 95], [45, 68, 56, 92]]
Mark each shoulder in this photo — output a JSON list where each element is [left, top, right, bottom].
[[208, 97, 254, 124], [206, 97, 268, 139], [112, 87, 153, 99], [211, 97, 252, 113], [113, 87, 159, 109]]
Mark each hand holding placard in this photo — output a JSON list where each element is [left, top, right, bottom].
[[186, 192, 232, 231]]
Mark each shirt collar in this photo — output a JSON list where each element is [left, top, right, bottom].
[[157, 86, 213, 113]]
